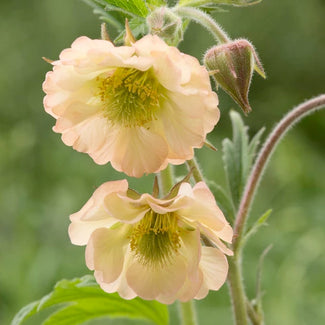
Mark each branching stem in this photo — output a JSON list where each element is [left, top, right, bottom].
[[227, 95, 325, 325], [233, 94, 325, 253], [173, 6, 230, 44]]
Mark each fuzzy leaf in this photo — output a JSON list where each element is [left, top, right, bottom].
[[82, 0, 126, 30], [222, 111, 264, 208], [178, 0, 262, 7], [247, 127, 265, 168], [222, 111, 248, 207], [12, 276, 168, 325]]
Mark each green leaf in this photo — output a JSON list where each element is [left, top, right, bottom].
[[82, 0, 126, 30], [247, 127, 265, 168], [12, 276, 169, 325], [146, 0, 167, 8], [11, 301, 39, 325], [102, 0, 149, 17], [178, 0, 262, 7], [222, 111, 264, 208], [222, 111, 249, 208], [243, 209, 272, 244]]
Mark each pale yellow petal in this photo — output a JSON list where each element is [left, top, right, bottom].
[[68, 180, 128, 245], [109, 127, 169, 177], [198, 247, 228, 291], [104, 192, 149, 224], [86, 226, 130, 284], [126, 254, 187, 301]]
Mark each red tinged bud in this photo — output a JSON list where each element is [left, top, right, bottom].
[[204, 39, 265, 114]]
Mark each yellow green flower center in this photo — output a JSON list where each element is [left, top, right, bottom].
[[98, 67, 164, 127], [130, 210, 181, 268]]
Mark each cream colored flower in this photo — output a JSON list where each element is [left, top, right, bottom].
[[69, 179, 233, 303], [43, 35, 219, 177]]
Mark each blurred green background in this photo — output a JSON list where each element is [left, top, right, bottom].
[[0, 0, 324, 324]]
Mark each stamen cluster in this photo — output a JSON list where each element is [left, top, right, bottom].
[[130, 211, 181, 268], [99, 68, 163, 127]]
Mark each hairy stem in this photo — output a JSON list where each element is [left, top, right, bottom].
[[227, 257, 249, 325], [186, 158, 204, 182], [246, 299, 262, 325], [173, 6, 230, 44], [233, 94, 325, 252]]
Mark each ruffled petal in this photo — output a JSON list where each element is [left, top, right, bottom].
[[178, 182, 231, 234], [109, 127, 169, 177], [104, 192, 149, 224], [60, 114, 111, 162], [69, 180, 128, 245], [43, 34, 220, 177]]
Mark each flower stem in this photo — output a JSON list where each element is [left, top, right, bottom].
[[227, 256, 249, 325], [158, 164, 175, 195], [233, 94, 325, 253], [179, 300, 198, 325], [173, 6, 230, 44], [227, 95, 325, 325], [186, 158, 204, 182]]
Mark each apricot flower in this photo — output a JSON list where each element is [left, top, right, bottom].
[[69, 179, 233, 303], [43, 35, 219, 177]]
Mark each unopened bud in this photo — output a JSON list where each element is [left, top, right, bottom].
[[147, 7, 183, 46], [204, 39, 265, 114]]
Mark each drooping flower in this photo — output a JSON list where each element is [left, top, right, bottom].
[[69, 179, 233, 304], [43, 35, 219, 177]]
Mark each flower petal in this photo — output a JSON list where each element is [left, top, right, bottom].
[[199, 224, 233, 256], [198, 246, 228, 291], [69, 180, 128, 245], [86, 226, 130, 284], [126, 254, 187, 301], [97, 247, 137, 300], [179, 182, 231, 234], [104, 192, 149, 224], [109, 127, 169, 177]]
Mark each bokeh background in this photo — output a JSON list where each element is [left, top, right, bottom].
[[1, 0, 324, 324]]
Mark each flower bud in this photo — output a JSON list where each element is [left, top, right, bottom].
[[204, 39, 265, 114], [147, 7, 183, 46]]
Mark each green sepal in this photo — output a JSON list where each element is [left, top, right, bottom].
[[114, 17, 148, 44], [163, 170, 193, 200], [127, 188, 142, 199]]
